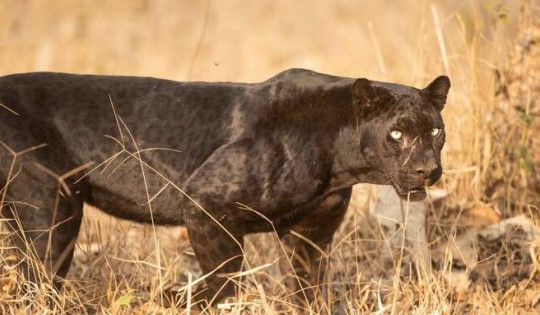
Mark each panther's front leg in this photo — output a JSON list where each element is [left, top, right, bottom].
[[279, 187, 351, 308], [177, 140, 259, 306], [184, 206, 245, 305]]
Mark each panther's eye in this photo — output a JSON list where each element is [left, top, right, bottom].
[[430, 128, 442, 137], [389, 130, 403, 140]]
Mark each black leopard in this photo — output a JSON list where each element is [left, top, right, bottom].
[[0, 69, 450, 305]]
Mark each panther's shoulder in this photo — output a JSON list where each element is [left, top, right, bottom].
[[264, 68, 352, 87]]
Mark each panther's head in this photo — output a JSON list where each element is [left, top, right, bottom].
[[350, 75, 450, 201]]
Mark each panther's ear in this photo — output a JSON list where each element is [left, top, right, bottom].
[[423, 75, 450, 110], [351, 78, 378, 110]]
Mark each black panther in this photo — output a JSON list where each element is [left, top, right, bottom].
[[0, 69, 450, 305]]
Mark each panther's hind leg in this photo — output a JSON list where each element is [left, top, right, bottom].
[[0, 141, 88, 286]]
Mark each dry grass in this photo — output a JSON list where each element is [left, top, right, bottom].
[[1, 0, 539, 314]]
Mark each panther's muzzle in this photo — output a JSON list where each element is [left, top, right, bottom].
[[392, 166, 441, 202]]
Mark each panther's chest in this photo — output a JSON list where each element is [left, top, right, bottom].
[[240, 188, 348, 235]]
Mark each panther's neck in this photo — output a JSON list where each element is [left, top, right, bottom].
[[329, 155, 381, 191], [328, 123, 388, 190]]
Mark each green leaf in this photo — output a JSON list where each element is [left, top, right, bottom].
[[115, 295, 134, 307], [518, 111, 533, 125], [516, 145, 528, 158]]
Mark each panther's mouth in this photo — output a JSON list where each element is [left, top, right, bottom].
[[392, 183, 427, 202]]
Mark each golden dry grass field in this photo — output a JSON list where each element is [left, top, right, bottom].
[[0, 0, 539, 314]]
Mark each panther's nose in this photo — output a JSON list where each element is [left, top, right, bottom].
[[415, 159, 439, 178]]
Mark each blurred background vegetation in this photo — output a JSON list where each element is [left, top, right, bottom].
[[1, 0, 539, 313]]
